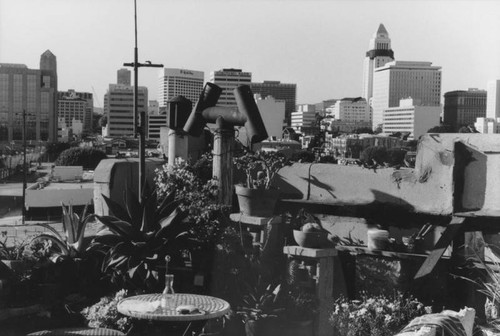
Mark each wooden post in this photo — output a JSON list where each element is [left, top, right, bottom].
[[283, 246, 337, 336], [213, 117, 234, 206]]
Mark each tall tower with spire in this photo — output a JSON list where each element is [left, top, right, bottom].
[[362, 24, 394, 102]]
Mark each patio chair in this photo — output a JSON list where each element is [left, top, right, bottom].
[[26, 327, 126, 336]]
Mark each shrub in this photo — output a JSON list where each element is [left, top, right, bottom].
[[330, 292, 430, 336], [81, 289, 131, 332], [55, 147, 107, 169], [155, 153, 227, 242], [291, 150, 316, 163], [359, 146, 388, 167], [386, 148, 407, 167]]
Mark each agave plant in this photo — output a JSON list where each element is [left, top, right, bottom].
[[30, 202, 94, 262], [88, 187, 189, 290]]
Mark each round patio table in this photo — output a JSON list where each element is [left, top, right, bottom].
[[117, 293, 231, 322]]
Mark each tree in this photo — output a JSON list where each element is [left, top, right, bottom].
[[427, 125, 454, 133], [45, 142, 71, 162], [359, 146, 388, 166], [55, 147, 107, 170]]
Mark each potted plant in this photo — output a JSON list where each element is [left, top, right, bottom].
[[233, 150, 289, 217], [88, 186, 189, 292], [0, 234, 32, 273], [237, 279, 284, 336]]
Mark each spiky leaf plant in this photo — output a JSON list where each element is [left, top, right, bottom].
[[88, 186, 189, 291]]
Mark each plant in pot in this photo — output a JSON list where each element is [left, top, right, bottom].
[[290, 209, 331, 248], [87, 186, 189, 292], [237, 278, 284, 336], [234, 150, 289, 217]]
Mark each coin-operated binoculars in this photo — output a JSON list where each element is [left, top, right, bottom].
[[183, 83, 268, 205]]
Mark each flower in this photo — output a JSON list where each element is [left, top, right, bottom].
[[329, 292, 430, 336]]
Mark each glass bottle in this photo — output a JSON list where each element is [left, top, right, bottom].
[[163, 274, 175, 294]]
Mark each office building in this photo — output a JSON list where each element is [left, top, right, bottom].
[[209, 68, 252, 108], [158, 68, 204, 107], [291, 104, 316, 136], [0, 50, 58, 144], [383, 98, 441, 139], [362, 24, 395, 101], [250, 80, 296, 126], [58, 89, 94, 135], [117, 68, 131, 86], [372, 61, 442, 130], [148, 106, 167, 140], [330, 97, 371, 123], [106, 84, 148, 138], [443, 89, 486, 131]]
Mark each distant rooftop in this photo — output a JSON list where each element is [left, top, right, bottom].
[[0, 63, 28, 68]]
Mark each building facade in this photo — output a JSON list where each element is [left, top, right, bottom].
[[382, 98, 441, 139], [58, 89, 94, 135], [362, 24, 395, 101], [486, 80, 500, 119], [117, 68, 131, 86], [148, 106, 167, 141], [330, 97, 371, 123], [443, 89, 486, 131], [250, 80, 296, 126], [372, 61, 442, 130], [209, 68, 252, 108], [0, 50, 58, 144], [474, 117, 500, 134], [158, 68, 204, 107], [291, 104, 317, 136], [106, 84, 148, 138]]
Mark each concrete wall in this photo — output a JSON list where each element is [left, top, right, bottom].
[[93, 158, 166, 216], [275, 133, 500, 216]]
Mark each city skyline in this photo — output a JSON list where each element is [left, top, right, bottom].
[[1, 0, 499, 107]]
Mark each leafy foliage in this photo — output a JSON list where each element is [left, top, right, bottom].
[[386, 147, 408, 167], [155, 153, 227, 242], [88, 187, 189, 291], [55, 147, 107, 169], [359, 146, 388, 167], [45, 142, 71, 162], [283, 289, 318, 321], [427, 124, 454, 133], [81, 289, 131, 332], [0, 233, 31, 260], [31, 202, 94, 261], [234, 150, 289, 189], [237, 278, 284, 321], [330, 292, 430, 336]]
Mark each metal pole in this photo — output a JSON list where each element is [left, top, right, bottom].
[[22, 110, 26, 225]]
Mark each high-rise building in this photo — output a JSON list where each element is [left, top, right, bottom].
[[383, 98, 441, 139], [0, 50, 58, 144], [362, 24, 394, 101], [117, 68, 131, 86], [209, 68, 252, 107], [148, 106, 166, 140], [58, 89, 94, 135], [372, 61, 442, 130], [106, 84, 148, 138], [158, 68, 204, 107], [250, 80, 296, 126], [443, 89, 486, 131], [486, 80, 500, 119]]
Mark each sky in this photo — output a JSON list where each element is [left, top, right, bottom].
[[1, 0, 500, 107]]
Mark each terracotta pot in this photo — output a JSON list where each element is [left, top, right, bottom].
[[293, 230, 328, 248], [235, 185, 279, 217]]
